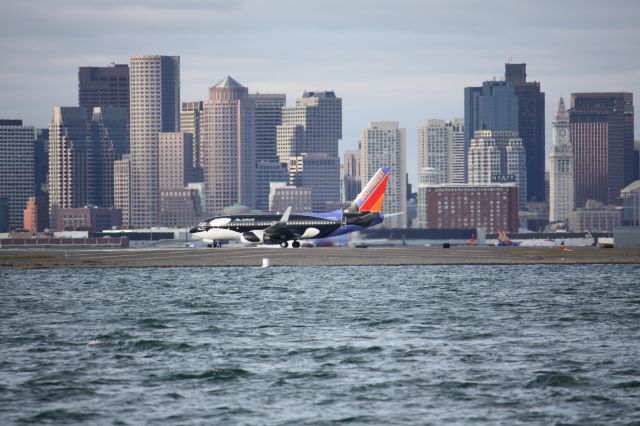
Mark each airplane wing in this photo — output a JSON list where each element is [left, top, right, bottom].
[[383, 211, 405, 218], [263, 207, 300, 240]]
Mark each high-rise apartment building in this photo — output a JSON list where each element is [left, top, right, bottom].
[[277, 91, 342, 163], [114, 155, 130, 228], [343, 149, 361, 202], [417, 118, 465, 185], [159, 132, 193, 190], [569, 92, 634, 207], [504, 63, 545, 202], [0, 119, 35, 229], [549, 97, 574, 223], [129, 55, 180, 227], [157, 132, 198, 227], [468, 137, 500, 185], [288, 153, 340, 212], [201, 76, 254, 213], [78, 64, 129, 110], [468, 130, 527, 209], [180, 101, 204, 172], [360, 122, 407, 228]]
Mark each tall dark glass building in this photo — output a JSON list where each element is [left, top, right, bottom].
[[78, 64, 129, 110], [505, 63, 545, 202], [463, 80, 518, 180], [464, 64, 545, 201]]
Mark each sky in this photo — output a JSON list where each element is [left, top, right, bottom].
[[1, 0, 639, 185]]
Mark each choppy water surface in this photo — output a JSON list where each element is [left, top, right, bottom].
[[1, 265, 639, 425]]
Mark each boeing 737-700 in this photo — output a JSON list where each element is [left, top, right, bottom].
[[189, 167, 400, 248]]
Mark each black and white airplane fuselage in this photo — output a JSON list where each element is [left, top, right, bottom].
[[189, 167, 397, 247], [189, 209, 383, 247]]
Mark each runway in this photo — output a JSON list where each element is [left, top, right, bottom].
[[1, 245, 640, 268]]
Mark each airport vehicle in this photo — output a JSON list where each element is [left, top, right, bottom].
[[189, 167, 400, 248]]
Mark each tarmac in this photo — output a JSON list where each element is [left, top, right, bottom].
[[1, 246, 640, 268]]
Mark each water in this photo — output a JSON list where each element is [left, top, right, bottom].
[[1, 265, 639, 425]]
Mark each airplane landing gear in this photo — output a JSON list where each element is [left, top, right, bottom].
[[292, 241, 300, 248], [280, 241, 289, 248]]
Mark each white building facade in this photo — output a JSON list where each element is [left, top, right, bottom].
[[468, 130, 527, 210], [129, 55, 180, 227], [360, 121, 407, 228], [417, 118, 465, 185]]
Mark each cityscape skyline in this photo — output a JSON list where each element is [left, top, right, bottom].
[[1, 1, 638, 185]]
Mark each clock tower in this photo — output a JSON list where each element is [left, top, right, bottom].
[[549, 97, 574, 223]]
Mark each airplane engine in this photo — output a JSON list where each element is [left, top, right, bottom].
[[240, 230, 265, 245]]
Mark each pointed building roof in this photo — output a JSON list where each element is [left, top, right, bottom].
[[213, 75, 244, 88], [554, 96, 569, 121]]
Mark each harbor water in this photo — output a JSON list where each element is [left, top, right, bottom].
[[1, 265, 639, 424]]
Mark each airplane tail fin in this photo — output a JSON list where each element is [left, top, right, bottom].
[[348, 167, 391, 213]]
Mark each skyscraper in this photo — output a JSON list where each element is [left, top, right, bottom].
[[157, 132, 200, 227], [0, 119, 35, 229], [159, 132, 193, 190], [129, 55, 180, 227], [34, 128, 48, 196], [343, 148, 361, 202], [549, 97, 574, 223], [251, 93, 287, 211], [48, 107, 91, 227], [464, 80, 519, 180], [360, 122, 407, 228], [468, 130, 527, 209], [255, 162, 288, 211], [114, 155, 130, 228], [417, 118, 465, 185], [288, 153, 340, 212], [48, 106, 129, 228], [92, 107, 129, 208], [277, 91, 342, 163], [504, 63, 545, 202], [251, 93, 286, 163], [180, 101, 204, 173], [78, 64, 129, 110], [450, 118, 466, 184], [201, 76, 254, 213], [277, 91, 342, 209], [570, 92, 634, 207]]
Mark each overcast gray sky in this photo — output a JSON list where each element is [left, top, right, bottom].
[[1, 0, 639, 184]]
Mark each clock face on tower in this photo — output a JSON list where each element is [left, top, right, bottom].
[[559, 129, 567, 137]]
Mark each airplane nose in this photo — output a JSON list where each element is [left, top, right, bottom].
[[189, 226, 200, 233]]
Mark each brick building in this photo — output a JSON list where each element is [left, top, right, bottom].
[[421, 184, 519, 233]]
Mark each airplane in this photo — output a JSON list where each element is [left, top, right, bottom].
[[189, 167, 400, 248]]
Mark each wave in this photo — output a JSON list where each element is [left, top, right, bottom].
[[162, 368, 250, 382], [613, 380, 640, 389], [525, 372, 582, 388], [21, 409, 97, 423]]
